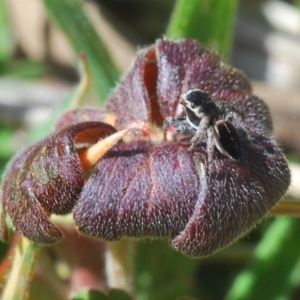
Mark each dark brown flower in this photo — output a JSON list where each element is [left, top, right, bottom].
[[74, 39, 290, 256], [0, 39, 290, 257]]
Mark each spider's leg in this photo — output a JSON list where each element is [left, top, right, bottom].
[[189, 115, 209, 150], [206, 126, 215, 175], [226, 111, 242, 123], [163, 116, 187, 141], [163, 117, 174, 140]]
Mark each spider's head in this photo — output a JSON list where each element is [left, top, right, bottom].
[[180, 89, 220, 122]]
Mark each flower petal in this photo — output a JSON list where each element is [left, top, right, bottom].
[[73, 141, 201, 240], [55, 108, 108, 131], [0, 122, 116, 243], [106, 50, 152, 130], [172, 130, 290, 256], [73, 126, 290, 257]]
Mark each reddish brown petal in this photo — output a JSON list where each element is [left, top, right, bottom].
[[172, 129, 290, 256], [73, 125, 290, 257], [0, 122, 116, 244], [106, 50, 152, 130], [73, 141, 201, 240], [155, 39, 254, 123], [105, 39, 270, 135], [240, 95, 273, 134], [155, 39, 188, 118], [55, 108, 107, 131]]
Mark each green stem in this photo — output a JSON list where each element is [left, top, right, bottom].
[[167, 0, 238, 60], [41, 0, 119, 102], [2, 236, 41, 300], [69, 52, 92, 109]]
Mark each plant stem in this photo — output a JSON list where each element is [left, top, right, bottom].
[[270, 200, 300, 217], [69, 52, 92, 109], [105, 239, 135, 296], [2, 236, 41, 300]]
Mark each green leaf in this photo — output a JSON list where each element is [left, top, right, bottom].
[[167, 0, 238, 60], [135, 240, 198, 300], [72, 289, 108, 300], [0, 126, 16, 176], [41, 0, 119, 102], [3, 60, 47, 79], [175, 296, 198, 300], [0, 0, 12, 64], [108, 289, 133, 300], [0, 126, 15, 159], [72, 289, 132, 300], [226, 217, 300, 300]]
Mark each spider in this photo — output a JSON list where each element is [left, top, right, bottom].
[[163, 89, 242, 174]]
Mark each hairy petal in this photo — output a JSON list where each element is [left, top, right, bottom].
[[106, 51, 152, 130], [0, 122, 116, 244], [156, 39, 252, 117], [106, 39, 271, 135], [73, 141, 201, 240], [1, 38, 290, 258], [74, 126, 290, 257], [172, 129, 290, 256], [55, 108, 108, 131]]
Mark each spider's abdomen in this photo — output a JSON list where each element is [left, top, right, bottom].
[[214, 120, 241, 160]]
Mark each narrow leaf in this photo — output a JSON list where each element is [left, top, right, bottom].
[[72, 289, 107, 300], [166, 0, 238, 60], [0, 0, 12, 64], [41, 0, 119, 102], [226, 217, 300, 300]]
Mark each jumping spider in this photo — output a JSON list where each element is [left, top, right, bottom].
[[163, 89, 242, 174]]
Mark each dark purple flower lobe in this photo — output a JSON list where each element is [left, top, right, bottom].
[[106, 39, 271, 135], [55, 108, 108, 131], [0, 122, 116, 244], [73, 127, 290, 257], [106, 50, 152, 130], [73, 141, 200, 240], [172, 130, 290, 256]]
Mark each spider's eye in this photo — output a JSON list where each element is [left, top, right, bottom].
[[191, 103, 195, 109]]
